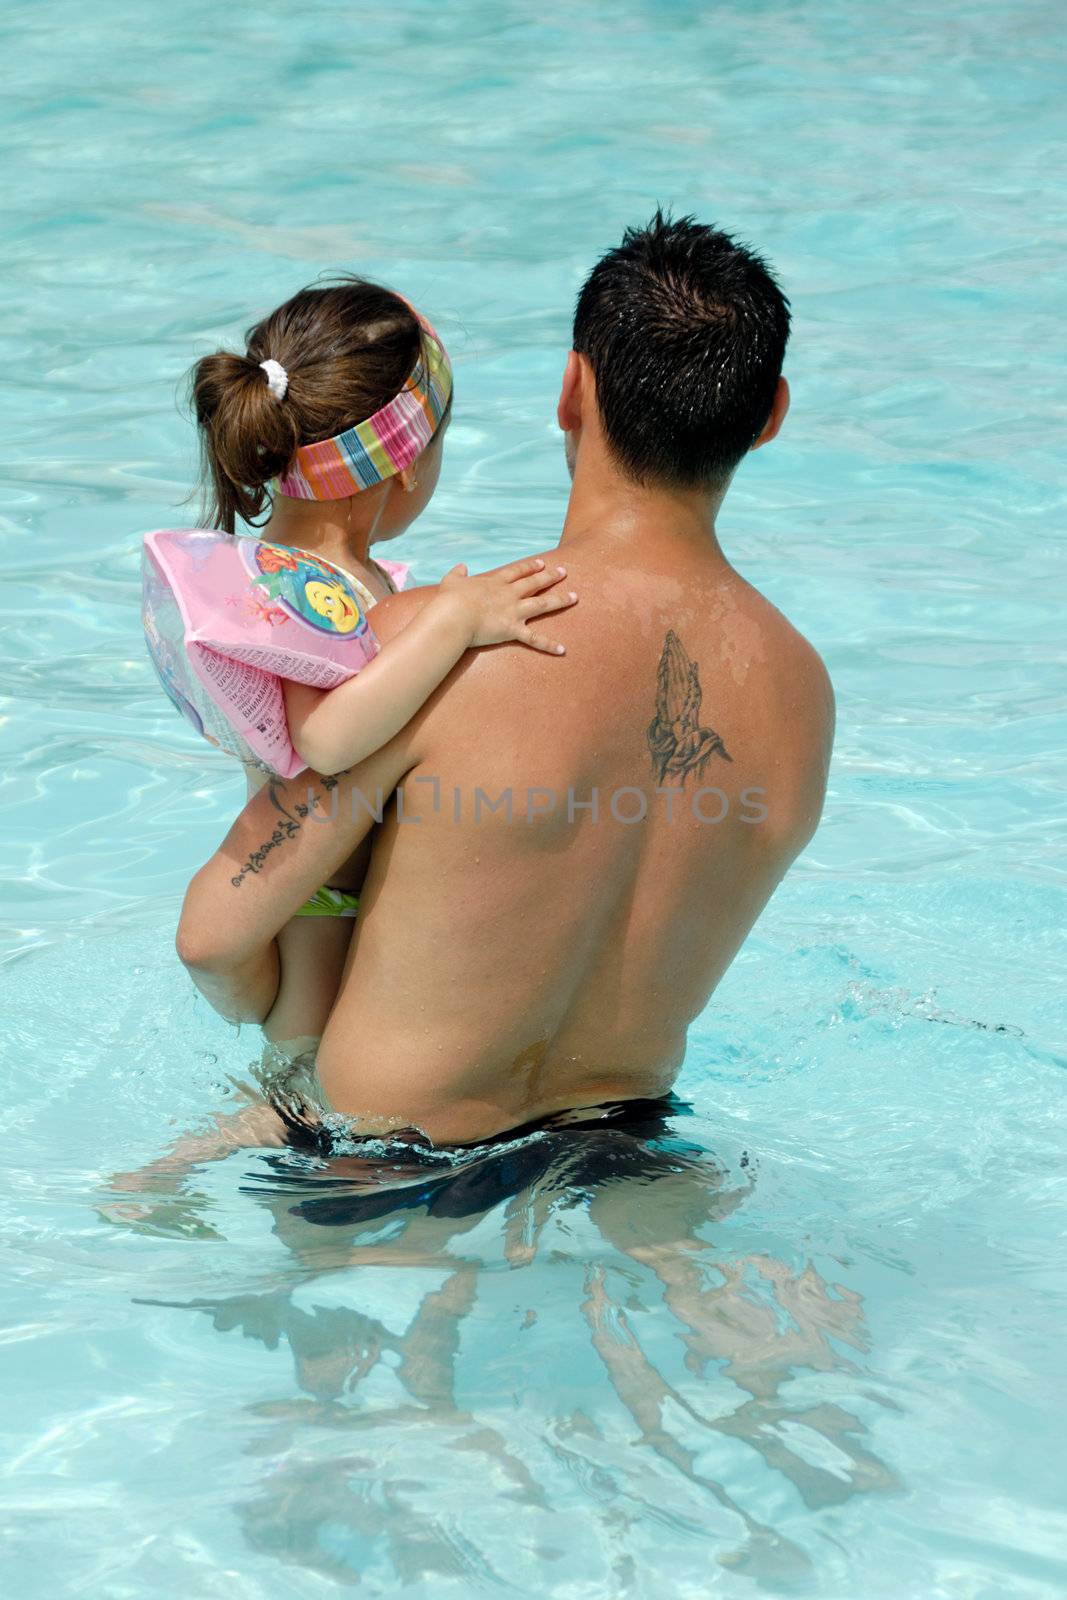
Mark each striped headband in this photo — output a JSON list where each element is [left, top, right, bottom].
[[276, 309, 452, 501]]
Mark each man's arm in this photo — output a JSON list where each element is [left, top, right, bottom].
[[176, 589, 436, 1023]]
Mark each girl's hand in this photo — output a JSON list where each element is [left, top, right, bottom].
[[437, 557, 578, 655]]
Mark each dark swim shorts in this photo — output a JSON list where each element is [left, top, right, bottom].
[[261, 1096, 703, 1228]]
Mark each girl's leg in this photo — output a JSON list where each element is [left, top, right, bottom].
[[264, 915, 355, 1054]]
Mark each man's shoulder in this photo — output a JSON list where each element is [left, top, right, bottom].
[[368, 584, 438, 642], [367, 582, 489, 755], [729, 581, 834, 850], [777, 611, 835, 734], [737, 579, 834, 731]]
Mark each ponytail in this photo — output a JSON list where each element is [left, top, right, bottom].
[[190, 350, 299, 533]]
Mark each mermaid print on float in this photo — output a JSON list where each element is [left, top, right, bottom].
[[238, 540, 372, 638]]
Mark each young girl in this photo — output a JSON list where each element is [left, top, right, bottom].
[[184, 276, 576, 1056]]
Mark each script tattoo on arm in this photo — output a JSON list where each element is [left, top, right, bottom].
[[229, 771, 346, 889], [647, 630, 732, 786]]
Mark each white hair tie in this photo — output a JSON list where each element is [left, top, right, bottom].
[[259, 358, 288, 401]]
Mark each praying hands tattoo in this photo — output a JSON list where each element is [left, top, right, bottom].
[[647, 630, 732, 785]]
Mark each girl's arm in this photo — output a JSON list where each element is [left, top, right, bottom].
[[282, 556, 576, 775]]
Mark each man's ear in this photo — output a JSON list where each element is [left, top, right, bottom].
[[557, 350, 584, 434], [751, 376, 790, 451]]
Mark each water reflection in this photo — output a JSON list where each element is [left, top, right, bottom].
[[118, 1102, 897, 1589]]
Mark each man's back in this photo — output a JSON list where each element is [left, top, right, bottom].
[[316, 533, 833, 1141]]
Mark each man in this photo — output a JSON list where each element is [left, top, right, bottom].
[[177, 213, 834, 1146]]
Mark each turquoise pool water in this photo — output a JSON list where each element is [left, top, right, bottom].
[[2, 0, 1065, 1593]]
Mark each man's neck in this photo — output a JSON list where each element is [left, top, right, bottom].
[[557, 448, 732, 564]]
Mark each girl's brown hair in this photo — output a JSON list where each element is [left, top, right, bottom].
[[190, 277, 422, 533]]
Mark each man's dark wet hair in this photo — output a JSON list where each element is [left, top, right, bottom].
[[573, 211, 791, 489]]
